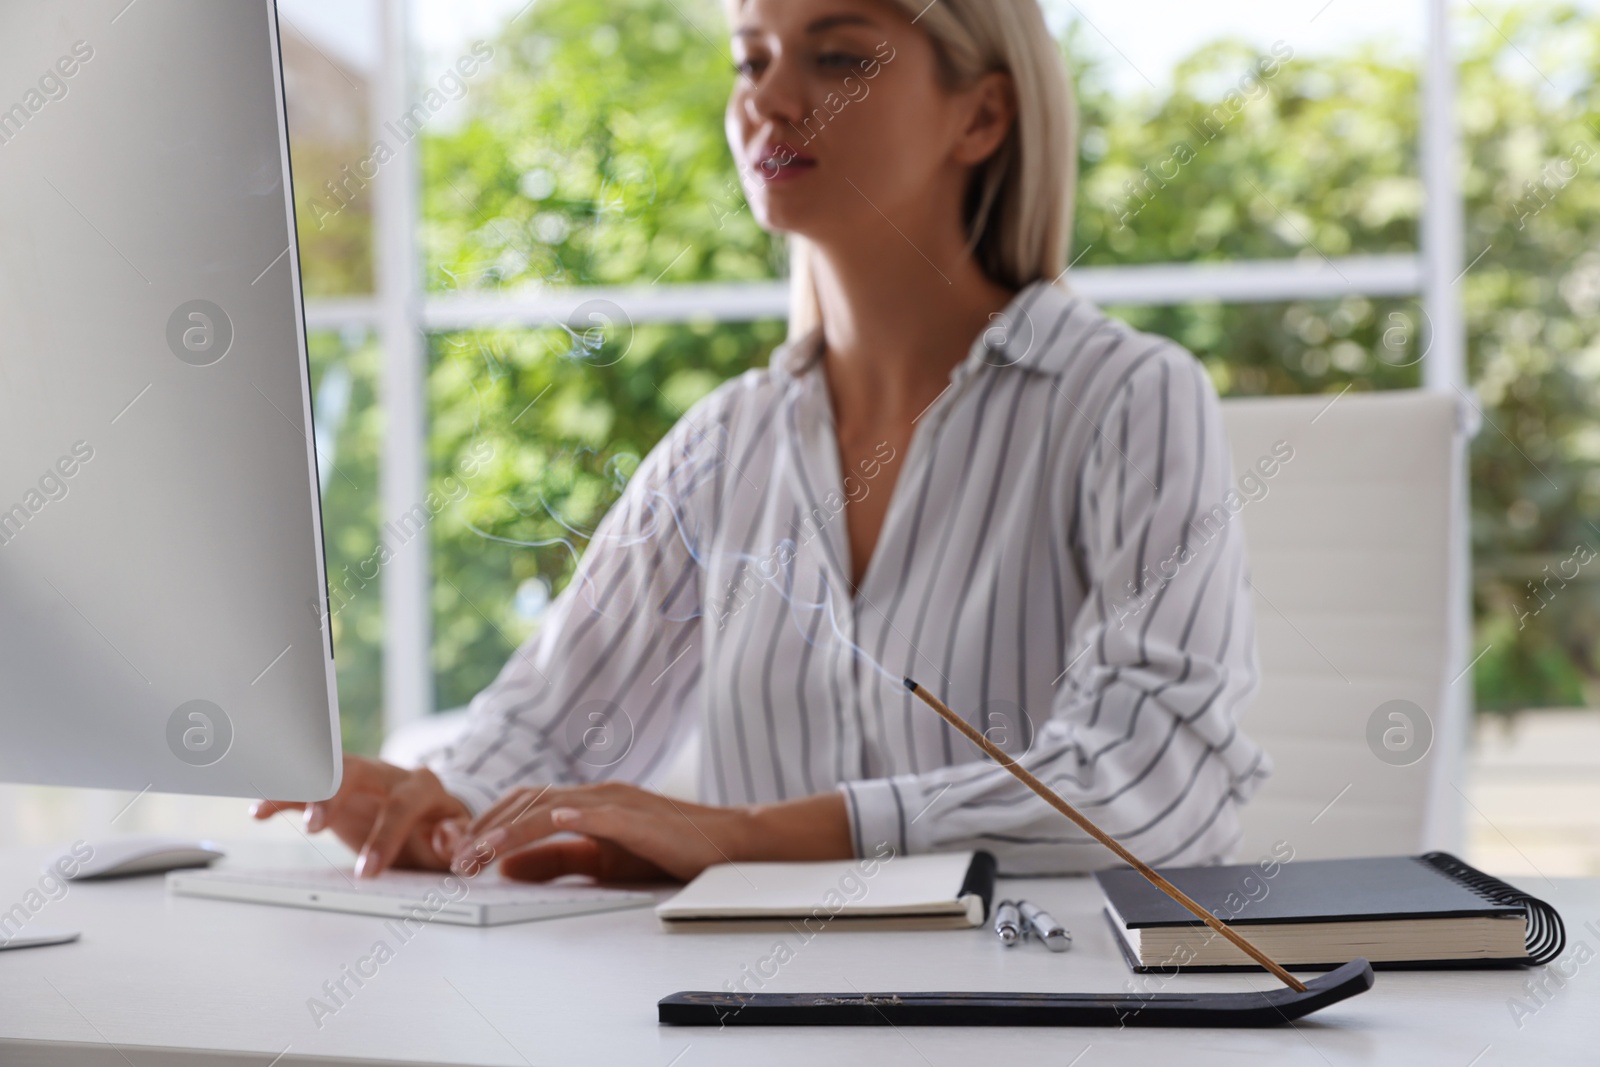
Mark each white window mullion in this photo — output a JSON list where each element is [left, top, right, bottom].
[[309, 253, 1430, 335], [374, 0, 432, 732]]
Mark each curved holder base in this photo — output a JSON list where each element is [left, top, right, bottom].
[[660, 957, 1375, 1028], [0, 927, 79, 951]]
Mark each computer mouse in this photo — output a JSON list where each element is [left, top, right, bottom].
[[59, 836, 226, 880]]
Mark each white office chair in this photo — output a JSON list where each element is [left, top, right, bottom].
[[385, 390, 1471, 861], [1221, 388, 1470, 861]]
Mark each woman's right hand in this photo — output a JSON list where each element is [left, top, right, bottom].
[[250, 754, 472, 878]]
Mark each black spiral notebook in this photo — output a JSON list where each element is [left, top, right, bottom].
[[1095, 851, 1565, 972]]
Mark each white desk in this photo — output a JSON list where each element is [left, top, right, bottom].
[[0, 844, 1595, 1066]]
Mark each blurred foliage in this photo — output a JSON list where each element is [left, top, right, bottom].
[[1070, 32, 1428, 396], [303, 330, 386, 754], [419, 0, 787, 715], [291, 142, 375, 296], [1454, 4, 1600, 709], [299, 0, 1600, 749], [423, 318, 785, 714], [1069, 7, 1600, 711]]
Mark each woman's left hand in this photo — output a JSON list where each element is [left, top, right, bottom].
[[440, 782, 852, 883]]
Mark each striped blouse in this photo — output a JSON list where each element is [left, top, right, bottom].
[[430, 279, 1269, 875]]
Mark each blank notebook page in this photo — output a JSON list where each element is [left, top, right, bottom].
[[656, 851, 976, 919]]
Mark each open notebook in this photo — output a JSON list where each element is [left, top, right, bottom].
[[656, 850, 996, 931], [1096, 852, 1566, 972]]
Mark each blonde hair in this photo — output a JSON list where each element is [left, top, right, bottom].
[[780, 0, 1077, 338]]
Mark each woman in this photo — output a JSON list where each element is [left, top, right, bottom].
[[255, 0, 1267, 881]]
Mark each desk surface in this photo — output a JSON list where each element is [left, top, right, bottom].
[[0, 844, 1595, 1066]]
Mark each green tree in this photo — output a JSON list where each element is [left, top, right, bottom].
[[1453, 4, 1600, 708], [305, 331, 387, 754], [420, 0, 785, 716]]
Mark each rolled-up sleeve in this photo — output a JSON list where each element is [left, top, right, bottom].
[[839, 348, 1267, 873]]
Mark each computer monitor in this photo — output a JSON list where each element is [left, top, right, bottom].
[[0, 0, 341, 800]]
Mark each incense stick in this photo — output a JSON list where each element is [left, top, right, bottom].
[[903, 677, 1308, 994]]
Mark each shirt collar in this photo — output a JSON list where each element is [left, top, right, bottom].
[[767, 279, 1086, 385], [968, 279, 1084, 378]]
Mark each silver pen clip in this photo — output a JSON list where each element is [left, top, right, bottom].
[[1017, 900, 1072, 952], [993, 899, 1022, 946]]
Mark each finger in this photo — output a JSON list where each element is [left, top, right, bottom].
[[252, 755, 391, 826], [308, 757, 395, 833], [466, 784, 561, 839], [459, 807, 560, 864], [498, 839, 606, 883], [458, 792, 570, 857], [356, 783, 436, 878], [465, 786, 550, 835], [454, 791, 594, 865], [433, 817, 468, 861], [249, 800, 304, 820], [449, 837, 500, 878]]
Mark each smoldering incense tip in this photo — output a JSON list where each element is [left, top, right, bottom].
[[903, 676, 918, 692]]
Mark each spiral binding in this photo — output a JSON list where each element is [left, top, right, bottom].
[[1420, 851, 1566, 965]]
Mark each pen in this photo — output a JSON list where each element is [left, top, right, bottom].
[[993, 899, 1022, 945], [1018, 900, 1072, 952]]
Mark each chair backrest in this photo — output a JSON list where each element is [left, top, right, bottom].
[[1220, 389, 1467, 861]]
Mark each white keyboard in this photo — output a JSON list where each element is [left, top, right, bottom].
[[167, 866, 655, 926]]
